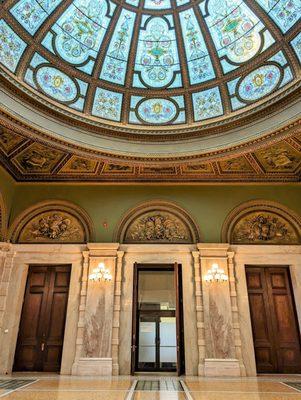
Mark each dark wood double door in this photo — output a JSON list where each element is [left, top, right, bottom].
[[131, 263, 185, 375], [14, 265, 70, 372], [246, 266, 301, 374]]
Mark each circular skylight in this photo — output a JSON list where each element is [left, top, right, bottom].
[[0, 0, 300, 134]]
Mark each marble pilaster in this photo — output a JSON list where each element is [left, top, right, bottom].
[[197, 244, 242, 377], [72, 243, 120, 376]]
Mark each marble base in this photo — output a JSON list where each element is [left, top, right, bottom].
[[204, 359, 241, 377], [72, 358, 113, 376]]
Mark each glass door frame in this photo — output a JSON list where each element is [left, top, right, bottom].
[[131, 263, 185, 375]]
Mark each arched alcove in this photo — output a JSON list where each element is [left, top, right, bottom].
[[8, 200, 94, 243], [115, 200, 201, 244], [221, 200, 301, 244]]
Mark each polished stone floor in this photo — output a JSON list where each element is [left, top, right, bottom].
[[0, 375, 301, 399]]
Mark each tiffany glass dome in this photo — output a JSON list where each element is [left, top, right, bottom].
[[0, 0, 300, 136]]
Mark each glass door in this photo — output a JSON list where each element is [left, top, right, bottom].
[[132, 265, 184, 374]]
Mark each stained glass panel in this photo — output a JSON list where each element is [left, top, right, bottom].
[[291, 33, 301, 63], [192, 87, 223, 121], [144, 0, 171, 9], [134, 15, 181, 88], [10, 0, 62, 34], [255, 0, 301, 33], [92, 88, 123, 121], [0, 20, 27, 72], [180, 8, 215, 84], [200, 0, 273, 68], [47, 0, 114, 68], [100, 9, 136, 84], [238, 64, 282, 101]]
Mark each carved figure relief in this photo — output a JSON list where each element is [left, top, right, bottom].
[[59, 156, 99, 173], [0, 128, 24, 154], [182, 163, 213, 173], [255, 143, 301, 171], [103, 163, 134, 173], [142, 166, 176, 174], [219, 156, 253, 172], [18, 211, 85, 243], [14, 143, 64, 172], [124, 211, 192, 243], [231, 212, 299, 244]]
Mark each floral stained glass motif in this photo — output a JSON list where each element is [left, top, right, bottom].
[[136, 98, 177, 123], [10, 0, 62, 35], [238, 64, 282, 102], [144, 0, 171, 9], [35, 66, 79, 102], [47, 0, 114, 68], [201, 0, 270, 67], [180, 8, 215, 84], [255, 0, 301, 33], [0, 20, 27, 72], [100, 9, 136, 85], [192, 87, 223, 121], [291, 33, 301, 63], [134, 15, 181, 88], [92, 88, 123, 121]]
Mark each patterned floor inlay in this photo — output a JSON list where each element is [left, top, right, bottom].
[[283, 382, 301, 392], [135, 380, 184, 391], [0, 380, 36, 391]]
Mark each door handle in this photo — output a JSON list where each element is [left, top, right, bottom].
[[41, 342, 45, 351]]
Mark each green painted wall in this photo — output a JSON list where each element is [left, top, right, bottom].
[[1, 176, 300, 242], [0, 167, 16, 223]]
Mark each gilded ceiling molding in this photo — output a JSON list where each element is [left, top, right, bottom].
[[115, 200, 201, 244], [0, 107, 300, 164], [8, 200, 94, 244], [221, 200, 301, 245]]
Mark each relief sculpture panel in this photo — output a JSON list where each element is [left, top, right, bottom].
[[222, 201, 301, 245], [232, 212, 299, 244], [123, 211, 194, 243], [18, 211, 85, 243]]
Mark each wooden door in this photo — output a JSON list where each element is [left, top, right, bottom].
[[14, 265, 70, 372], [246, 266, 301, 373]]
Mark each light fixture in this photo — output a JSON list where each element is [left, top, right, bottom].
[[89, 262, 112, 282], [204, 263, 228, 283]]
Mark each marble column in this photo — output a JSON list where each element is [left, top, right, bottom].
[[72, 243, 120, 376], [197, 244, 244, 377]]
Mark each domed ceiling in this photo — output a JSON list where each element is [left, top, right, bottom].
[[0, 0, 300, 137]]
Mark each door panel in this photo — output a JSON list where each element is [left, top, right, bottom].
[[14, 265, 70, 372], [246, 266, 301, 374]]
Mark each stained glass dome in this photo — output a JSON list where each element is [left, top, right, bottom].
[[0, 0, 300, 135]]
